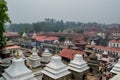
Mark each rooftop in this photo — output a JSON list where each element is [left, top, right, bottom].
[[59, 48, 84, 60]]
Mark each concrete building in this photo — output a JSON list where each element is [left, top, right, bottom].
[[108, 40, 120, 48]]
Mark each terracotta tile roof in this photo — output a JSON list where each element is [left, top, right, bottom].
[[3, 45, 20, 50], [45, 36, 59, 41], [109, 40, 120, 43], [59, 48, 84, 60], [4, 32, 19, 37], [32, 36, 46, 39], [31, 36, 58, 42], [75, 40, 87, 45], [111, 30, 120, 33], [94, 46, 120, 52], [73, 35, 84, 41]]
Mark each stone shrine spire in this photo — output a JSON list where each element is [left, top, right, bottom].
[[22, 32, 27, 38], [91, 40, 96, 46], [29, 47, 41, 68], [0, 50, 37, 80], [41, 48, 52, 63], [111, 59, 120, 74], [42, 55, 70, 80], [88, 52, 99, 75], [100, 51, 109, 63], [68, 54, 89, 80], [69, 54, 89, 73], [32, 32, 36, 37]]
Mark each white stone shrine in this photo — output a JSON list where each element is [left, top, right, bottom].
[[41, 48, 52, 63], [68, 54, 89, 80], [32, 32, 36, 37], [42, 55, 70, 80], [22, 32, 27, 38], [111, 59, 120, 74], [100, 51, 109, 63], [0, 51, 37, 80], [29, 47, 41, 68], [68, 54, 89, 73], [91, 40, 96, 46]]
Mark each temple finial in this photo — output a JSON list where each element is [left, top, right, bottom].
[[54, 50, 58, 56], [14, 50, 21, 59]]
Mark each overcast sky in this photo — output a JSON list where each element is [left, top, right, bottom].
[[6, 0, 120, 24]]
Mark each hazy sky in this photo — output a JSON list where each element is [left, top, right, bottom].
[[6, 0, 120, 24]]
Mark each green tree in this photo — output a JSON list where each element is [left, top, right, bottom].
[[59, 37, 65, 42], [0, 0, 11, 49]]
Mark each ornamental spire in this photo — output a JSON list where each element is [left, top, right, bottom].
[[14, 50, 21, 59]]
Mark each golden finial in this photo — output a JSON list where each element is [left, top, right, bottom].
[[88, 42, 90, 45], [54, 50, 58, 56], [77, 50, 81, 55], [92, 51, 95, 54], [14, 50, 21, 59]]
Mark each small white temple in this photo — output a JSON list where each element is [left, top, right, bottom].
[[69, 54, 89, 73], [33, 32, 36, 37], [100, 51, 109, 63], [111, 59, 120, 74], [91, 40, 96, 46], [111, 73, 120, 80], [68, 53, 89, 80], [41, 48, 52, 63], [42, 54, 70, 80], [53, 40, 60, 45], [0, 51, 37, 80], [22, 32, 27, 38], [32, 32, 36, 38], [64, 40, 73, 47], [17, 49, 25, 59], [29, 47, 41, 68]]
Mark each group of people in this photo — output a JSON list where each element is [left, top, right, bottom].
[[99, 63, 112, 80]]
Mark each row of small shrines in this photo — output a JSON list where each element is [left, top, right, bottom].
[[0, 47, 119, 80], [0, 48, 89, 80]]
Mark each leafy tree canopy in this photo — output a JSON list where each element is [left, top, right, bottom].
[[0, 0, 11, 48]]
